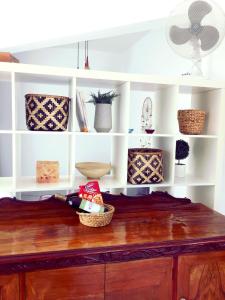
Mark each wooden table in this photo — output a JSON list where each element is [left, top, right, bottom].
[[1, 192, 225, 300]]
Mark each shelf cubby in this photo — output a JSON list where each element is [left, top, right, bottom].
[[15, 72, 74, 131], [169, 185, 215, 209], [187, 186, 215, 208], [0, 71, 12, 131], [17, 189, 69, 201], [129, 83, 178, 135], [0, 133, 13, 194], [177, 86, 222, 136], [15, 133, 72, 192], [74, 134, 127, 189], [174, 137, 217, 186], [127, 135, 175, 187], [75, 79, 129, 134]]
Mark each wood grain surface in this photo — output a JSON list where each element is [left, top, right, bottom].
[[0, 274, 19, 300], [0, 192, 225, 274], [26, 264, 104, 300], [105, 257, 173, 300], [177, 251, 225, 300]]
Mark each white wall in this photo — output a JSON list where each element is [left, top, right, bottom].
[[15, 45, 127, 72], [124, 29, 214, 77]]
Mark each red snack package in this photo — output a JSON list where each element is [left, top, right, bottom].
[[79, 181, 104, 206]]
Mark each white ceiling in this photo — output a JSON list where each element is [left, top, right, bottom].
[[12, 18, 164, 54], [5, 0, 225, 54]]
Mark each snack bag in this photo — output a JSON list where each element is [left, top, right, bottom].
[[78, 181, 104, 213], [79, 181, 104, 205]]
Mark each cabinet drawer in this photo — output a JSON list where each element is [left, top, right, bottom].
[[25, 264, 104, 300], [0, 274, 20, 300], [177, 251, 225, 300], [105, 257, 173, 300]]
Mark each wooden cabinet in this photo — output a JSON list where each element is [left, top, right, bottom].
[[4, 252, 225, 300], [105, 257, 173, 300], [0, 274, 19, 300], [177, 251, 225, 300], [25, 265, 104, 300], [2, 196, 225, 299]]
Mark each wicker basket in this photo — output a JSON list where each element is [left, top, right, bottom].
[[76, 204, 115, 227], [25, 94, 70, 131], [178, 109, 206, 135], [128, 148, 163, 184]]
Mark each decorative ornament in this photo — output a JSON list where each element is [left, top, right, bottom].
[[84, 40, 90, 69], [141, 97, 153, 133]]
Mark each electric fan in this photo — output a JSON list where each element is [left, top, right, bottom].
[[166, 0, 225, 76]]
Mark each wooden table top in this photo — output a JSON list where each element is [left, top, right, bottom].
[[0, 193, 225, 274]]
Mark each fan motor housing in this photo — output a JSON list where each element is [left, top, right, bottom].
[[190, 23, 202, 35]]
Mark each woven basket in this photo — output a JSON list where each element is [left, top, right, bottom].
[[25, 94, 70, 131], [128, 148, 163, 184], [178, 109, 206, 135], [76, 204, 115, 227]]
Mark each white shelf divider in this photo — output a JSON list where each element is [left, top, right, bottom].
[[214, 88, 225, 212], [15, 130, 72, 136], [11, 71, 16, 193], [75, 176, 123, 190], [126, 181, 172, 188], [74, 132, 125, 136], [129, 133, 174, 137], [69, 77, 77, 187], [111, 81, 130, 186], [177, 134, 218, 139], [174, 175, 215, 186], [16, 176, 71, 192]]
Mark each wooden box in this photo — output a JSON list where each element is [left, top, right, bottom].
[[36, 161, 59, 183]]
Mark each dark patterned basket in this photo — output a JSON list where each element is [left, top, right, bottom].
[[25, 94, 70, 131], [128, 148, 164, 184]]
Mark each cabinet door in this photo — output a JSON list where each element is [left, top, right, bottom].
[[25, 265, 104, 300], [105, 257, 173, 300], [177, 251, 225, 300], [0, 274, 20, 300]]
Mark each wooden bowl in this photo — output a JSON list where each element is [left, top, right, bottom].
[[75, 162, 111, 179]]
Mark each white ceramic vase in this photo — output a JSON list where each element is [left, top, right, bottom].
[[94, 103, 112, 132], [175, 164, 186, 178]]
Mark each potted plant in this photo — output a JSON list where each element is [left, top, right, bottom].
[[88, 90, 119, 132], [175, 139, 190, 178]]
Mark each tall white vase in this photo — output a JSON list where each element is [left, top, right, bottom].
[[175, 164, 186, 178], [94, 104, 112, 133]]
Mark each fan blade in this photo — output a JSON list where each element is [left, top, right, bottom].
[[170, 26, 192, 45], [198, 25, 219, 50], [188, 1, 212, 24]]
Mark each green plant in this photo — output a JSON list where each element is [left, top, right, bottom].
[[88, 90, 119, 105], [176, 139, 190, 164]]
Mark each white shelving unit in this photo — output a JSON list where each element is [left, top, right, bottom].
[[0, 62, 224, 209]]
